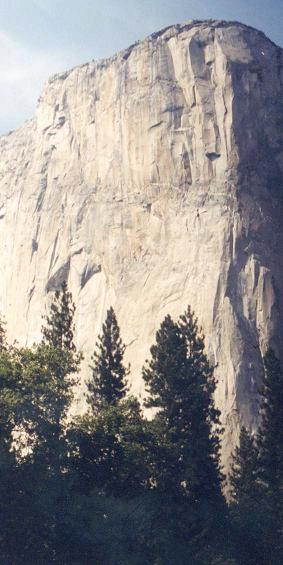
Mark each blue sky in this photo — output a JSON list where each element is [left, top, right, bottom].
[[0, 0, 282, 135]]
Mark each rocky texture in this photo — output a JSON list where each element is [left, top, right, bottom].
[[1, 20, 283, 468]]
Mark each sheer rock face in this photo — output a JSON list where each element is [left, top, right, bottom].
[[1, 20, 283, 466]]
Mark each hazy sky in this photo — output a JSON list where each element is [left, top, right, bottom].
[[0, 0, 282, 135]]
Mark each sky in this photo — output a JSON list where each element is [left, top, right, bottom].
[[0, 0, 282, 135]]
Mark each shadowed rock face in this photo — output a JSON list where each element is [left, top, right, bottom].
[[1, 20, 283, 468]]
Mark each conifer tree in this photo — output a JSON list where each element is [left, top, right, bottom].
[[70, 308, 150, 497], [178, 306, 223, 502], [88, 307, 128, 410], [42, 280, 76, 351], [258, 348, 283, 497], [228, 350, 283, 565], [33, 281, 82, 474], [11, 283, 83, 560], [143, 308, 223, 503], [255, 348, 283, 561], [229, 425, 275, 565], [229, 427, 260, 505], [142, 308, 226, 562]]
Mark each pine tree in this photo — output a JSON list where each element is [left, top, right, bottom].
[[228, 425, 275, 565], [88, 307, 128, 410], [42, 280, 76, 351], [229, 427, 260, 505], [70, 309, 152, 499], [33, 282, 82, 474], [258, 348, 283, 497], [15, 284, 83, 560], [228, 349, 283, 565], [142, 307, 226, 562], [178, 306, 223, 502], [143, 308, 223, 503], [255, 348, 283, 561]]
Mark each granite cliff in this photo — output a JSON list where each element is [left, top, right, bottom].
[[1, 20, 283, 467]]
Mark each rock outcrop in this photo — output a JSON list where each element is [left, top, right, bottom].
[[1, 20, 283, 467]]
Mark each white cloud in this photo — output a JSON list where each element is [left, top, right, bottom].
[[0, 31, 73, 135]]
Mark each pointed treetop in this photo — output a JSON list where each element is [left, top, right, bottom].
[[178, 305, 202, 351], [88, 307, 129, 410], [142, 306, 223, 502], [143, 314, 188, 411], [42, 281, 76, 351]]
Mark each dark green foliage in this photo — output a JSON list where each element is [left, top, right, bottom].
[[26, 283, 82, 476], [39, 282, 82, 470], [228, 350, 283, 564], [258, 348, 283, 497], [42, 281, 76, 351], [72, 307, 144, 499], [0, 348, 20, 454], [142, 307, 227, 563], [0, 286, 84, 563], [0, 333, 22, 563], [256, 348, 283, 561], [22, 346, 79, 471], [143, 307, 223, 503], [143, 314, 190, 495], [3, 294, 283, 564], [69, 396, 151, 497], [66, 491, 156, 565], [0, 285, 84, 563], [140, 491, 234, 565], [229, 427, 260, 504], [228, 427, 270, 565], [88, 307, 128, 409], [178, 306, 223, 502]]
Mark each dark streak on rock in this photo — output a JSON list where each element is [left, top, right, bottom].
[[81, 263, 101, 289], [46, 259, 71, 293]]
